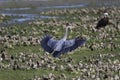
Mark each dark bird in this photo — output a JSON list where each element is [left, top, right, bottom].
[[40, 25, 86, 57], [95, 13, 109, 29]]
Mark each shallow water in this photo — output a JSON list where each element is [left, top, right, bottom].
[[0, 3, 88, 24], [4, 7, 31, 11], [1, 13, 37, 18], [29, 3, 88, 9], [0, 0, 120, 25], [0, 13, 59, 25]]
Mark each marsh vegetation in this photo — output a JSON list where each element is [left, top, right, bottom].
[[0, 0, 120, 80]]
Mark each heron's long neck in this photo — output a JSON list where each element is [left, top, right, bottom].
[[63, 27, 69, 40]]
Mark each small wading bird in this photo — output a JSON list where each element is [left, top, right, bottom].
[[40, 24, 86, 57]]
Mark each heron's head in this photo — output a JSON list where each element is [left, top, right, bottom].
[[104, 12, 109, 18], [65, 23, 74, 30]]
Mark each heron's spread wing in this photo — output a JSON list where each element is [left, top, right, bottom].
[[61, 38, 86, 53], [64, 39, 75, 48], [47, 38, 58, 49], [41, 35, 54, 53]]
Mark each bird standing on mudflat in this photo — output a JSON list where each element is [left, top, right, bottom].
[[40, 24, 86, 57]]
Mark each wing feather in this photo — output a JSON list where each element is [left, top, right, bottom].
[[47, 38, 58, 49], [61, 38, 86, 53], [41, 35, 54, 53]]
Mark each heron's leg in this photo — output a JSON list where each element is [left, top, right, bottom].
[[51, 51, 61, 57], [51, 50, 55, 55]]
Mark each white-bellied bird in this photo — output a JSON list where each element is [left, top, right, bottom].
[[95, 13, 109, 29], [40, 25, 86, 57]]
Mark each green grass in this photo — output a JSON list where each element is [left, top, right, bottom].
[[0, 69, 50, 80], [6, 45, 42, 55], [0, 68, 81, 80], [0, 6, 120, 80], [0, 49, 119, 80]]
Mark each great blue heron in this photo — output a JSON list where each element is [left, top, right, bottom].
[[40, 25, 86, 57]]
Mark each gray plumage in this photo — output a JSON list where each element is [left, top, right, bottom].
[[41, 26, 86, 57]]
